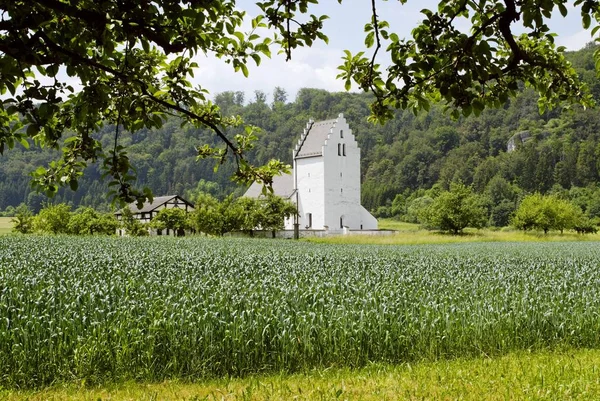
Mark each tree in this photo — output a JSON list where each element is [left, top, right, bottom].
[[272, 87, 288, 107], [120, 207, 149, 237], [512, 193, 583, 234], [236, 197, 261, 234], [0, 0, 596, 204], [191, 194, 243, 236], [33, 203, 72, 234], [68, 206, 119, 235], [149, 208, 190, 236], [256, 194, 297, 237], [11, 204, 34, 234], [422, 183, 487, 234]]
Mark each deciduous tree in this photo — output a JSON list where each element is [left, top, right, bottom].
[[422, 183, 487, 234]]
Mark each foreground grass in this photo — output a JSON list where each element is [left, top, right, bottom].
[[0, 217, 13, 235], [6, 349, 600, 400], [309, 218, 600, 245]]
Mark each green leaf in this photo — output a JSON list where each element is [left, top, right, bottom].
[[365, 32, 374, 48], [240, 63, 249, 78], [583, 13, 591, 29], [558, 3, 568, 17]]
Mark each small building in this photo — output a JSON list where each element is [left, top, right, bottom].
[[115, 195, 194, 236], [245, 113, 377, 232], [507, 131, 531, 152]]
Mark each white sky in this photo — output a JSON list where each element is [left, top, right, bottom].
[[195, 0, 597, 104]]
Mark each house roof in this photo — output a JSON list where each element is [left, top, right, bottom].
[[114, 195, 194, 215], [294, 119, 337, 159], [243, 172, 295, 199]]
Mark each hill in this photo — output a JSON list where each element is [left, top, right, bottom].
[[2, 44, 600, 222]]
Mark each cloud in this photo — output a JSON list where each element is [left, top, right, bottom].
[[556, 29, 595, 51], [193, 45, 347, 103]]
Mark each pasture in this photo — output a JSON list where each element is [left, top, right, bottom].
[[0, 217, 13, 235], [1, 236, 600, 390], [309, 218, 600, 245]]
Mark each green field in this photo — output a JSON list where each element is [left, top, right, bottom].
[[0, 217, 13, 235], [2, 236, 600, 390]]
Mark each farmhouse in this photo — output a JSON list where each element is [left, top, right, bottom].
[[114, 194, 194, 236], [245, 114, 377, 232]]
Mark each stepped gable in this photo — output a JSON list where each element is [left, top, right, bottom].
[[294, 118, 337, 159]]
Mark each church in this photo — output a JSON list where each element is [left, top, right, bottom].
[[245, 113, 377, 231]]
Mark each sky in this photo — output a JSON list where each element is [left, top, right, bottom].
[[193, 0, 597, 104]]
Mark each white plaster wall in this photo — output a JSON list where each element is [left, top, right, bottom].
[[322, 116, 365, 230], [294, 156, 325, 229]]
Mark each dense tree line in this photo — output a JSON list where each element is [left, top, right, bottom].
[[2, 45, 600, 229]]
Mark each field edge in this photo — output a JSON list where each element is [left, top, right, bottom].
[[5, 348, 600, 400]]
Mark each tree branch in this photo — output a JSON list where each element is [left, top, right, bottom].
[[35, 30, 240, 155]]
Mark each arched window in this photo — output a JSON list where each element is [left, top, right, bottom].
[[340, 130, 344, 138], [338, 143, 341, 155], [342, 144, 346, 156]]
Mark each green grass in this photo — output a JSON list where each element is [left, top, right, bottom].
[[308, 218, 600, 245], [5, 349, 600, 400], [0, 217, 13, 235]]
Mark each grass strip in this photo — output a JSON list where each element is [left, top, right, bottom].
[[0, 217, 13, 235], [308, 219, 600, 245], [5, 349, 600, 400]]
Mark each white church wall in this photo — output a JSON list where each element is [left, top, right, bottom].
[[295, 156, 325, 229], [322, 116, 366, 230]]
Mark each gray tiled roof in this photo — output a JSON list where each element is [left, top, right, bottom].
[[243, 172, 295, 199], [294, 119, 336, 158], [115, 195, 193, 215]]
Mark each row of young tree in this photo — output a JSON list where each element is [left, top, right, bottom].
[[406, 183, 598, 235], [12, 194, 296, 237]]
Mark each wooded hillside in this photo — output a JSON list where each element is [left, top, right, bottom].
[[2, 44, 600, 220]]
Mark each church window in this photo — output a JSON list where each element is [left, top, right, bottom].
[[343, 144, 346, 156], [338, 143, 341, 155], [340, 217, 343, 228], [340, 130, 344, 138], [306, 213, 312, 228]]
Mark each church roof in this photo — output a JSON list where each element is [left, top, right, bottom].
[[294, 118, 337, 159], [243, 171, 295, 199]]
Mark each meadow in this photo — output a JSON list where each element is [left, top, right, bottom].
[[2, 236, 600, 390], [307, 218, 600, 245], [0, 217, 13, 235]]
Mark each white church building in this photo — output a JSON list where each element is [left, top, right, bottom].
[[245, 113, 377, 231]]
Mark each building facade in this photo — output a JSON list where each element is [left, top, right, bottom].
[[245, 114, 377, 231], [115, 195, 194, 236]]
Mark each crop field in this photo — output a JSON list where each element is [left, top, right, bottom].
[[1, 236, 600, 389]]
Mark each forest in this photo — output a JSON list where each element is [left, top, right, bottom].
[[2, 44, 600, 227]]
